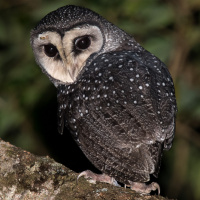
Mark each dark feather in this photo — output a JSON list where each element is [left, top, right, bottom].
[[57, 50, 177, 183]]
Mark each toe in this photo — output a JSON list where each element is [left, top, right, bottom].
[[129, 181, 160, 195], [77, 170, 120, 187]]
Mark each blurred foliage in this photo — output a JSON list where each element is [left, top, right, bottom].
[[0, 0, 200, 199]]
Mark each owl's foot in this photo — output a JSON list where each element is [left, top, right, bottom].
[[128, 181, 160, 195], [77, 170, 120, 187]]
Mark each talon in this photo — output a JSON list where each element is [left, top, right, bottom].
[[151, 182, 160, 195], [77, 170, 97, 184], [112, 178, 121, 187]]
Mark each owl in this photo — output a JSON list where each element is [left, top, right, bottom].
[[31, 5, 177, 194]]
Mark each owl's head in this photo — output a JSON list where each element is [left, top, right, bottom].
[[31, 5, 134, 86]]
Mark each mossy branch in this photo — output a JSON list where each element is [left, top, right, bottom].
[[0, 139, 173, 200]]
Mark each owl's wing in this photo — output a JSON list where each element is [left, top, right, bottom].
[[57, 86, 69, 135], [74, 50, 176, 148], [60, 50, 177, 182]]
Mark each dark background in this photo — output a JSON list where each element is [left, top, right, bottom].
[[1, 0, 200, 199]]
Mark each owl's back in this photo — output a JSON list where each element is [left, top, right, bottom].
[[57, 50, 177, 184]]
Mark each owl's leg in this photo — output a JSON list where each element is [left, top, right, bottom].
[[128, 181, 160, 195], [77, 170, 120, 187]]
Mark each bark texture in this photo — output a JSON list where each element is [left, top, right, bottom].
[[0, 139, 174, 200]]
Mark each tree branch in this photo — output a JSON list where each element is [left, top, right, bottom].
[[0, 139, 173, 200]]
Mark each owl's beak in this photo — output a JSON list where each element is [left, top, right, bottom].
[[67, 67, 75, 82]]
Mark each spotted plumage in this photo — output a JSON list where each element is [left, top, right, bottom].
[[31, 5, 177, 193]]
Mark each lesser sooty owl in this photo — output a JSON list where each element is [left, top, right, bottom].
[[31, 5, 177, 194]]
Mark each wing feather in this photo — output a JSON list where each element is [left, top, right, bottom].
[[59, 50, 177, 182]]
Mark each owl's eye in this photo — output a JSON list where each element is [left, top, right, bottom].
[[74, 36, 91, 50], [44, 44, 58, 57]]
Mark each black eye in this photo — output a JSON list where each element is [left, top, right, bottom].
[[75, 36, 91, 50], [44, 44, 58, 57]]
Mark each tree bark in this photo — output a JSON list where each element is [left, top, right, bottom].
[[0, 139, 174, 200]]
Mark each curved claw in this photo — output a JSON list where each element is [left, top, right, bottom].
[[151, 182, 160, 195], [77, 170, 97, 184], [111, 178, 121, 187], [77, 170, 91, 180]]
